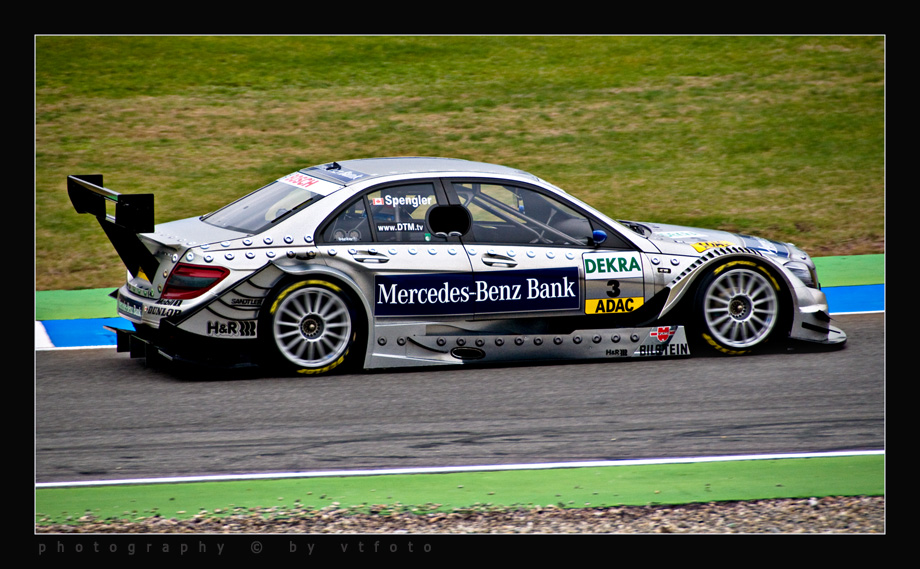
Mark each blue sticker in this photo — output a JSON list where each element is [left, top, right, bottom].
[[738, 235, 790, 257], [374, 268, 579, 316], [307, 166, 368, 185]]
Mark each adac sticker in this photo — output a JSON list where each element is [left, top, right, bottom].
[[585, 296, 645, 315], [582, 252, 642, 280]]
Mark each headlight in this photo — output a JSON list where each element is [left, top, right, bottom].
[[784, 260, 818, 289]]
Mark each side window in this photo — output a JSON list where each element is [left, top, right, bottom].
[[322, 196, 372, 244], [321, 183, 440, 244], [452, 182, 594, 246], [367, 183, 439, 242]]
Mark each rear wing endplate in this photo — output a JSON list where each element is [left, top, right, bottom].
[[67, 175, 159, 279], [67, 174, 154, 233]]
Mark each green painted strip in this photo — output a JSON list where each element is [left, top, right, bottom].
[[34, 255, 884, 321], [813, 254, 884, 287], [35, 287, 119, 321], [36, 455, 882, 525]]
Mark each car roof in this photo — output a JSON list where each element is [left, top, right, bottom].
[[308, 157, 541, 185]]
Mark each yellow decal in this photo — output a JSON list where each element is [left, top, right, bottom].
[[271, 280, 344, 314], [692, 241, 736, 253], [701, 333, 750, 356], [713, 260, 780, 291], [297, 354, 346, 375], [585, 297, 644, 315]]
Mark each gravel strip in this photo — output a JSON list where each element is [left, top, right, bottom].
[[37, 495, 884, 534]]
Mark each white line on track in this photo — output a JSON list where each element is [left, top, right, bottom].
[[831, 310, 884, 316], [34, 322, 53, 349], [36, 450, 884, 488]]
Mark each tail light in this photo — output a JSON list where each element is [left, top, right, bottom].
[[161, 263, 230, 299]]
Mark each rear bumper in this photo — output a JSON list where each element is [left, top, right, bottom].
[[105, 321, 262, 370]]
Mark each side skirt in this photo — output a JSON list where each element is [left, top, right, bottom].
[[366, 322, 691, 369]]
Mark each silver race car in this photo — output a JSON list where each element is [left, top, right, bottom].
[[67, 157, 846, 374]]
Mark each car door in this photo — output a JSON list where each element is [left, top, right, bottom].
[[317, 180, 475, 319], [448, 179, 649, 324]]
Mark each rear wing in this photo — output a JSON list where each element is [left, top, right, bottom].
[[67, 175, 159, 279], [67, 174, 154, 233]]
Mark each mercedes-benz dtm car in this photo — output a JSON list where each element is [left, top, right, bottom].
[[67, 157, 845, 375]]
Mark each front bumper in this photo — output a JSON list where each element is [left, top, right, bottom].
[[789, 285, 847, 346]]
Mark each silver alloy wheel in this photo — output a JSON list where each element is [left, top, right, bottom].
[[701, 267, 779, 350], [272, 285, 352, 368]]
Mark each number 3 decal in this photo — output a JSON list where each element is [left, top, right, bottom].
[[606, 279, 620, 298]]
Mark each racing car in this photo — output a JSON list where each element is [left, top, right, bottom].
[[67, 157, 846, 375]]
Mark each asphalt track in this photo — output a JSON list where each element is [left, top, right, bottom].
[[35, 312, 883, 484]]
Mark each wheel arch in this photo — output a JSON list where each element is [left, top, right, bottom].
[[271, 262, 372, 325], [658, 248, 795, 337], [265, 261, 373, 372]]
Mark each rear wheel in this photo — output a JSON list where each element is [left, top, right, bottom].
[[694, 260, 782, 355], [264, 280, 358, 375]]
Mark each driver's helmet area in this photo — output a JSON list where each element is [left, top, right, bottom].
[[320, 183, 439, 244], [367, 183, 437, 242]]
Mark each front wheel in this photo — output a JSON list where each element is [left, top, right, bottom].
[[263, 280, 358, 375], [694, 261, 782, 355]]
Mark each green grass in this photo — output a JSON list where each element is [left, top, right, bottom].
[[35, 454, 883, 525], [35, 36, 884, 291]]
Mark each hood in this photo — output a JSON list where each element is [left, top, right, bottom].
[[620, 220, 808, 262]]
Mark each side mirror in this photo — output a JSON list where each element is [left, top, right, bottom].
[[592, 229, 607, 246]]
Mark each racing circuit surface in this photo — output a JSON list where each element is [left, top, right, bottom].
[[35, 313, 882, 484]]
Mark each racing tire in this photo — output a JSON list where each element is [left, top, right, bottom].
[[693, 260, 783, 355], [262, 280, 360, 375]]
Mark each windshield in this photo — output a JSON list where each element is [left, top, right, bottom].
[[202, 173, 338, 234]]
